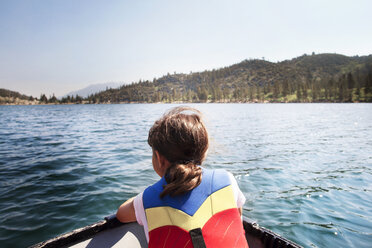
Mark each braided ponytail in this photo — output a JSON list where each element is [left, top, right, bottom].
[[160, 163, 202, 198]]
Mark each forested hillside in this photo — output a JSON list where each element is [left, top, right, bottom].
[[89, 53, 372, 103], [0, 88, 37, 105], [2, 53, 372, 105]]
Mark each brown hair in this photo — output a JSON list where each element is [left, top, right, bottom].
[[148, 106, 209, 198]]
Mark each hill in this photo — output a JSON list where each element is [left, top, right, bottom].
[[90, 53, 372, 103], [2, 53, 372, 105], [0, 88, 38, 105]]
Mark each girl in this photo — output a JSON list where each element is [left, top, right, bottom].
[[117, 106, 248, 248]]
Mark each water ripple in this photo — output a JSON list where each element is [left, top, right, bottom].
[[0, 104, 371, 248]]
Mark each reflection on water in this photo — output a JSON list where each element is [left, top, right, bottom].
[[0, 103, 371, 247]]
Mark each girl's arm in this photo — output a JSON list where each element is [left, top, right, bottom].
[[116, 197, 137, 223]]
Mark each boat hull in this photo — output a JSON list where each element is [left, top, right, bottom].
[[30, 215, 301, 248]]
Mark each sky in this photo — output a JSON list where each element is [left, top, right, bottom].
[[0, 0, 371, 97]]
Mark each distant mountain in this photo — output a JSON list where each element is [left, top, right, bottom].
[[63, 82, 122, 98], [90, 53, 372, 103]]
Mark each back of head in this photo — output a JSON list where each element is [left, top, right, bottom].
[[148, 106, 209, 197]]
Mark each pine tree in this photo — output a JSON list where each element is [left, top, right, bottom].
[[40, 94, 48, 103], [153, 91, 160, 102], [222, 88, 230, 101], [256, 85, 261, 101], [211, 85, 222, 102], [197, 87, 208, 102], [355, 81, 360, 102], [338, 76, 347, 102], [249, 87, 254, 101], [76, 95, 83, 103], [233, 87, 240, 101], [365, 69, 372, 94], [324, 85, 329, 101], [296, 84, 302, 102], [49, 94, 57, 103], [282, 80, 289, 98], [347, 73, 355, 89], [273, 82, 279, 100], [311, 83, 320, 102], [301, 85, 308, 102]]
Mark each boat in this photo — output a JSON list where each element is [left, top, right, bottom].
[[31, 214, 302, 248]]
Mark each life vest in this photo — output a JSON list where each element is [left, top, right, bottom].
[[143, 168, 248, 248]]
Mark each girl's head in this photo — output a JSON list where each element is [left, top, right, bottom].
[[148, 106, 209, 197]]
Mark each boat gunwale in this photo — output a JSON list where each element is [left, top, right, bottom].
[[243, 217, 302, 248], [30, 214, 302, 248], [29, 215, 122, 248]]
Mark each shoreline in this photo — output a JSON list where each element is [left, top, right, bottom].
[[1, 100, 369, 106]]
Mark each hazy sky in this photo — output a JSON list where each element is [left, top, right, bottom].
[[1, 0, 371, 97]]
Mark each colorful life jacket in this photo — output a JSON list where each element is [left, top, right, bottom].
[[143, 168, 248, 248]]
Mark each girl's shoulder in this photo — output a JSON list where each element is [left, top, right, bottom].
[[202, 167, 232, 183], [143, 176, 166, 208]]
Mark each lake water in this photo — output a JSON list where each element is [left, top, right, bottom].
[[0, 104, 371, 248]]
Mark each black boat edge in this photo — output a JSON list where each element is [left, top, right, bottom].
[[242, 217, 302, 248], [30, 214, 302, 248]]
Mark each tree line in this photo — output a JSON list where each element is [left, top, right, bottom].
[[89, 61, 372, 103], [2, 53, 372, 105], [39, 94, 84, 104]]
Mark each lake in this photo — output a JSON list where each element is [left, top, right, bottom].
[[0, 103, 371, 247]]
